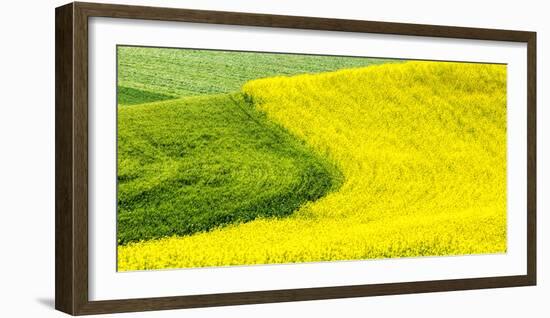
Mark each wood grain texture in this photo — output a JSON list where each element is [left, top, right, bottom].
[[74, 276, 533, 315], [55, 1, 537, 315], [55, 3, 75, 314], [75, 1, 533, 41], [526, 32, 537, 285], [73, 2, 89, 313]]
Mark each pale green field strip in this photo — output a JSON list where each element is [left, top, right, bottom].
[[117, 46, 396, 105]]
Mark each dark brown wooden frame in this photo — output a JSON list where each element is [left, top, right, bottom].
[[55, 1, 537, 315]]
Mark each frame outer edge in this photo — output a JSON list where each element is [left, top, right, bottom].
[[526, 32, 537, 285], [72, 1, 533, 42], [55, 1, 537, 315], [55, 2, 76, 315], [73, 1, 91, 315]]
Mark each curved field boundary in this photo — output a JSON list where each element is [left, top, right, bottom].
[[117, 93, 342, 244]]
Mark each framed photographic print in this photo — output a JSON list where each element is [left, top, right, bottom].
[[55, 2, 536, 315]]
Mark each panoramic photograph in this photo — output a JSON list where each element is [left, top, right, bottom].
[[116, 46, 507, 271]]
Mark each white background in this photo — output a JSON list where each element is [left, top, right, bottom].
[[0, 0, 547, 317]]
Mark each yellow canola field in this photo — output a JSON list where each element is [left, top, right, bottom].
[[118, 61, 507, 271]]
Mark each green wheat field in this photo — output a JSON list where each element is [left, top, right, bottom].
[[116, 46, 507, 271]]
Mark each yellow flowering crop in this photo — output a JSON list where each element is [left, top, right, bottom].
[[118, 61, 507, 271]]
